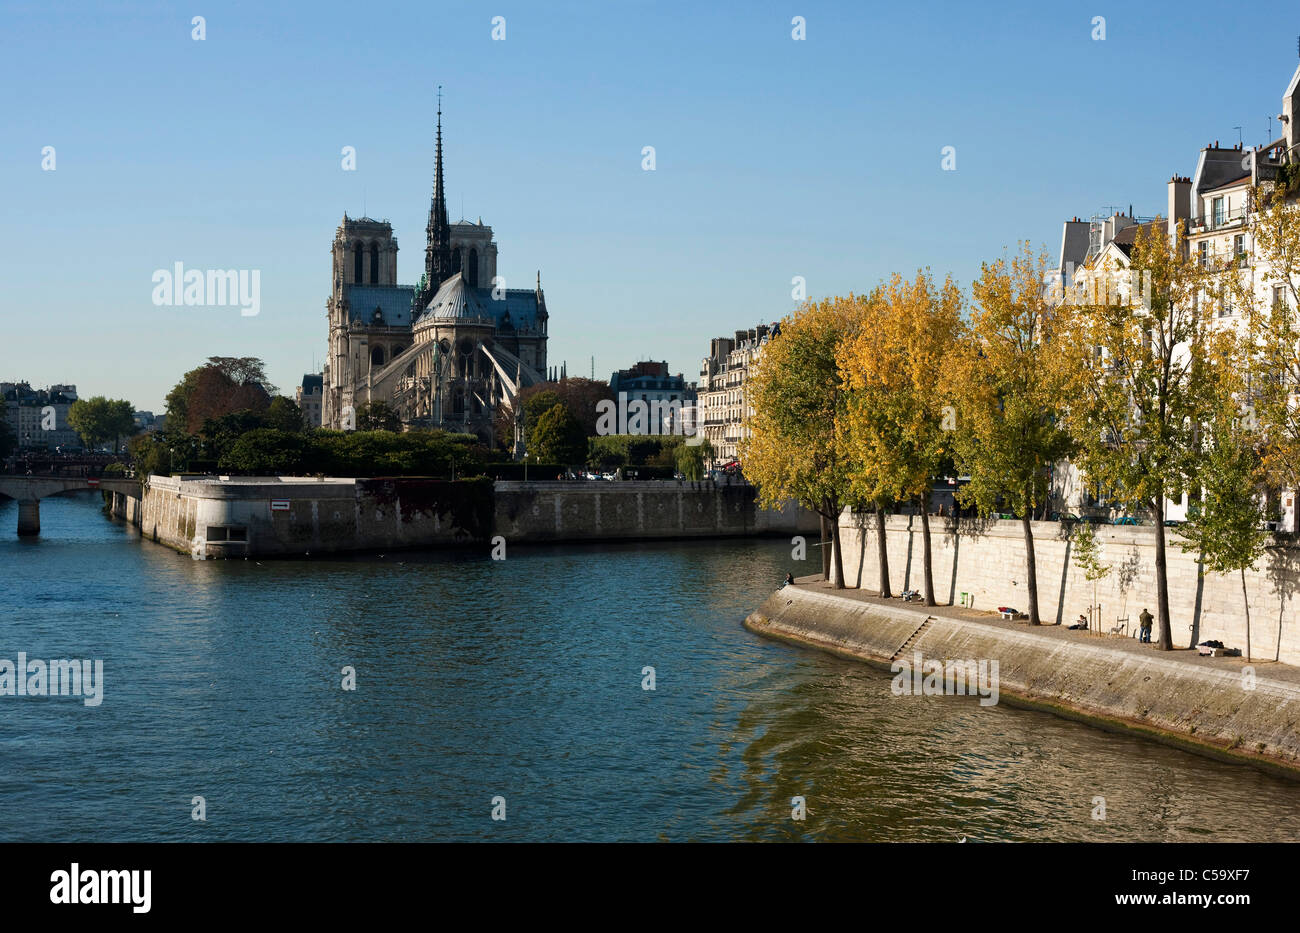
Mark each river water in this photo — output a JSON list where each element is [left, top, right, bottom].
[[1, 492, 1298, 842]]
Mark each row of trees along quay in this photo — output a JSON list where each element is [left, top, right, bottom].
[[117, 357, 716, 483], [743, 178, 1300, 653]]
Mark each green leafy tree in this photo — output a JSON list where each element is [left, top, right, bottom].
[[1072, 521, 1111, 628], [1178, 334, 1269, 660], [67, 397, 137, 452], [674, 439, 714, 482], [499, 378, 613, 445], [530, 403, 587, 465], [128, 432, 175, 479], [1060, 222, 1214, 650], [263, 396, 306, 432], [355, 401, 401, 432], [218, 429, 313, 475], [947, 244, 1074, 624]]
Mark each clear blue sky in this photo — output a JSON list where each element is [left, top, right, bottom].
[[3, 0, 1298, 411]]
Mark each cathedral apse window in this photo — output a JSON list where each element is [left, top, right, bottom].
[[468, 248, 479, 287], [371, 346, 386, 366], [452, 247, 461, 275], [370, 242, 379, 284], [353, 244, 363, 283]]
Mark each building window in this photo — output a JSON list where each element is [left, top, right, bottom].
[[452, 247, 461, 275], [1198, 241, 1208, 268], [468, 248, 479, 288], [370, 242, 379, 284], [1212, 197, 1225, 228], [354, 244, 363, 282], [1235, 234, 1246, 266], [1274, 286, 1288, 311], [371, 346, 386, 366]]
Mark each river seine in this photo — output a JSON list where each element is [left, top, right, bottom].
[[2, 492, 1298, 842]]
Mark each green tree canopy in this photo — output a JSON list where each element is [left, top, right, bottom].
[[530, 403, 587, 465], [67, 397, 136, 451], [674, 439, 714, 481], [355, 401, 401, 432]]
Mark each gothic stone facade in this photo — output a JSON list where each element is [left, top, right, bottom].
[[322, 110, 548, 444]]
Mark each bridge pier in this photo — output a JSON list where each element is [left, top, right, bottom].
[[17, 499, 40, 536]]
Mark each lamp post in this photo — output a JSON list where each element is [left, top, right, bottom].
[[524, 452, 529, 483]]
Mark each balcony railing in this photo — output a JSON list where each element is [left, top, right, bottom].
[[1188, 206, 1248, 233]]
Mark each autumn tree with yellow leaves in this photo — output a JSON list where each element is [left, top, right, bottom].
[[742, 298, 864, 587], [945, 244, 1074, 625], [837, 271, 963, 606]]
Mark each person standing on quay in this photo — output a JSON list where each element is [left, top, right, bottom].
[[1138, 608, 1153, 644]]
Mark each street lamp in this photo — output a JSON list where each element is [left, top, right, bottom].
[[524, 452, 529, 482]]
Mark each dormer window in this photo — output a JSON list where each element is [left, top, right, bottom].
[[372, 307, 384, 324]]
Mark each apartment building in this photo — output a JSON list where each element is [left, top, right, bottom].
[[1047, 58, 1300, 526], [698, 324, 777, 467]]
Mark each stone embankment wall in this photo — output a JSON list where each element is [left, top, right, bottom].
[[493, 480, 817, 543], [110, 475, 491, 558], [106, 476, 818, 557], [837, 513, 1300, 666], [745, 586, 1300, 773]]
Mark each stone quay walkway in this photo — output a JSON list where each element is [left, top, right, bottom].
[[789, 574, 1300, 687]]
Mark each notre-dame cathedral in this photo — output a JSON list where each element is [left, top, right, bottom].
[[321, 100, 549, 447]]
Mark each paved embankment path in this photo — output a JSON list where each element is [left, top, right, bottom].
[[745, 579, 1300, 775]]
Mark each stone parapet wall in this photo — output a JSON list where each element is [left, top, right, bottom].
[[838, 513, 1300, 666]]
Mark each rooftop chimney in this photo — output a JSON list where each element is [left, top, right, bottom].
[[1168, 175, 1192, 239]]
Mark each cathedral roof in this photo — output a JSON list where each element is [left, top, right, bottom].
[[421, 272, 495, 322], [344, 285, 416, 327]]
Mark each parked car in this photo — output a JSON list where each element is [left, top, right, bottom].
[[1113, 516, 1138, 526]]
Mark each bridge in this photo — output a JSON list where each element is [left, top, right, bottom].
[[0, 474, 141, 536]]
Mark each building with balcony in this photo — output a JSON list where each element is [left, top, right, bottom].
[[1045, 58, 1300, 526], [697, 324, 777, 467]]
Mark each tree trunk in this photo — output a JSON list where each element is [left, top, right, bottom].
[[1153, 495, 1173, 650], [875, 506, 892, 598], [1241, 567, 1252, 662], [1022, 506, 1040, 625], [830, 504, 845, 590], [819, 513, 832, 581], [919, 494, 936, 606]]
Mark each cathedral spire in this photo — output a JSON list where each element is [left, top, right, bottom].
[[420, 86, 453, 309]]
